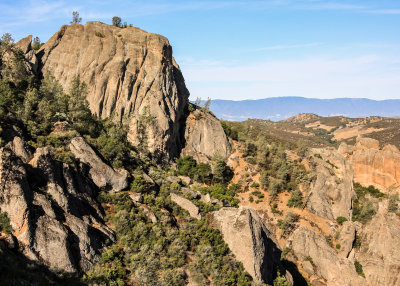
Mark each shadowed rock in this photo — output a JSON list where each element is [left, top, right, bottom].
[[69, 136, 128, 192]]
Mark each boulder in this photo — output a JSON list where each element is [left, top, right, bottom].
[[170, 193, 201, 220], [182, 109, 231, 162], [69, 137, 128, 192], [208, 206, 285, 284]]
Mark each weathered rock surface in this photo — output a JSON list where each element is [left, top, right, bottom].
[[69, 136, 128, 192], [287, 226, 366, 286], [38, 21, 189, 160], [208, 206, 285, 284], [0, 136, 114, 273], [15, 35, 39, 74], [338, 221, 357, 259], [339, 137, 400, 192], [307, 148, 355, 220], [182, 109, 231, 162], [356, 214, 400, 286], [170, 193, 201, 220]]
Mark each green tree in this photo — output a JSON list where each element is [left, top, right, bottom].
[[336, 216, 348, 225], [273, 271, 290, 286], [1, 33, 14, 44], [388, 194, 399, 213], [71, 11, 82, 24], [112, 16, 122, 27], [287, 190, 303, 208], [67, 76, 98, 136], [213, 159, 233, 184], [31, 37, 42, 50], [176, 156, 197, 178], [196, 162, 212, 183]]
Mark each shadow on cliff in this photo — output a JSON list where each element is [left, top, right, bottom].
[[261, 230, 308, 286], [0, 237, 84, 286]]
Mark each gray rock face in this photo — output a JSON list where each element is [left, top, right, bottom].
[[170, 193, 201, 220], [307, 149, 355, 220], [182, 109, 231, 162], [338, 221, 357, 259], [357, 214, 400, 286], [69, 136, 128, 192], [15, 35, 39, 74], [208, 207, 284, 284], [0, 139, 114, 273], [287, 226, 366, 286], [38, 22, 189, 160]]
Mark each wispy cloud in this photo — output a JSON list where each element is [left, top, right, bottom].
[[297, 2, 367, 11], [252, 42, 323, 51], [367, 9, 400, 15], [182, 54, 400, 100]]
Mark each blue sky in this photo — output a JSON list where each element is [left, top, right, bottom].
[[1, 0, 400, 100]]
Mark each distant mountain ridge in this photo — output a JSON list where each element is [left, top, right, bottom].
[[205, 97, 400, 121]]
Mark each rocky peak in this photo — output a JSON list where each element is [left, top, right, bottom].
[[38, 21, 189, 160]]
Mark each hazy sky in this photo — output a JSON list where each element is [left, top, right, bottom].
[[1, 0, 400, 100]]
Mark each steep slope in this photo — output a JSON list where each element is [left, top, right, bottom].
[[38, 21, 189, 160]]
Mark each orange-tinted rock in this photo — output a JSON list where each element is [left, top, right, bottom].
[[339, 137, 400, 191]]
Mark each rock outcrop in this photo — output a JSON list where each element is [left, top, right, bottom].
[[287, 226, 366, 286], [38, 21, 189, 160], [339, 137, 400, 192], [15, 35, 40, 74], [338, 221, 357, 259], [170, 193, 201, 220], [307, 148, 355, 220], [182, 109, 231, 162], [356, 214, 400, 286], [208, 207, 285, 284], [69, 137, 128, 192], [0, 135, 114, 273]]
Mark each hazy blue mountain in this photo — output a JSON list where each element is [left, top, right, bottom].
[[202, 97, 400, 121]]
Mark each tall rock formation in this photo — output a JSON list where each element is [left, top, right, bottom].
[[38, 21, 189, 160], [306, 148, 355, 220]]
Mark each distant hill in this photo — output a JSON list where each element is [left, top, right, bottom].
[[205, 97, 400, 121]]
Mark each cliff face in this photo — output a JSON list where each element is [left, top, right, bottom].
[[0, 128, 114, 272], [339, 136, 400, 192], [307, 148, 355, 220], [38, 21, 189, 160]]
